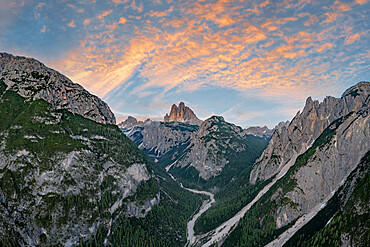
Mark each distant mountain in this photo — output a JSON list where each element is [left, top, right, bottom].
[[244, 121, 289, 139], [120, 113, 268, 191], [164, 102, 202, 126], [118, 116, 145, 129], [0, 53, 115, 124], [120, 119, 199, 157]]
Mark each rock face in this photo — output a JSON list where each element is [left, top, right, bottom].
[[170, 116, 268, 181], [172, 116, 248, 179], [223, 82, 369, 247], [0, 66, 155, 246], [274, 107, 369, 229], [249, 81, 370, 184], [0, 53, 116, 124], [120, 120, 198, 157], [164, 102, 202, 126]]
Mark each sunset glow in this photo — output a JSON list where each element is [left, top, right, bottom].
[[1, 0, 369, 127]]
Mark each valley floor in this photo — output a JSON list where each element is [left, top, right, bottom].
[[191, 152, 299, 247]]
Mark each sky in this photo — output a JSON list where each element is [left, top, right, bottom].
[[0, 0, 369, 128]]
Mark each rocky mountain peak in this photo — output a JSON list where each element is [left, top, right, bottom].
[[118, 116, 144, 129], [249, 81, 369, 185], [206, 115, 225, 123], [0, 52, 116, 124], [164, 101, 202, 125]]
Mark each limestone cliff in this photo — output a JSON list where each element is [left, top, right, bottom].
[[274, 107, 369, 229], [164, 102, 202, 126], [0, 53, 116, 124], [250, 81, 369, 184], [120, 119, 198, 157], [0, 64, 154, 246]]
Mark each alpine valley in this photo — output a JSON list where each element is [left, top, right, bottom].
[[0, 52, 369, 247]]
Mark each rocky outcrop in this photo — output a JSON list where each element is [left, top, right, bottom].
[[126, 193, 160, 217], [164, 102, 202, 126], [120, 120, 198, 157], [118, 116, 144, 129], [0, 148, 150, 246], [250, 81, 369, 184], [172, 116, 252, 180], [0, 52, 116, 124], [274, 108, 369, 228]]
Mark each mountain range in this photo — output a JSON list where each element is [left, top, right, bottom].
[[0, 53, 369, 247]]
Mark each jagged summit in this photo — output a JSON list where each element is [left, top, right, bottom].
[[250, 81, 370, 184], [118, 116, 144, 129], [164, 101, 202, 125], [0, 52, 116, 124]]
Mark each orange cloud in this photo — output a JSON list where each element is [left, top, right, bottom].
[[146, 10, 168, 18], [98, 10, 113, 19], [259, 0, 269, 8], [345, 33, 360, 44], [67, 20, 76, 27], [317, 43, 333, 52], [48, 0, 368, 105], [355, 0, 368, 4], [67, 4, 84, 13], [333, 1, 352, 12], [131, 0, 143, 12], [217, 15, 235, 27], [119, 17, 127, 24]]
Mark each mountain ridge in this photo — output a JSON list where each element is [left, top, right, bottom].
[[250, 81, 370, 184], [0, 52, 116, 124]]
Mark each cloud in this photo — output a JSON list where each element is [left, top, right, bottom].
[[43, 0, 368, 119], [317, 43, 333, 52], [98, 10, 113, 19], [119, 17, 127, 24], [345, 33, 361, 45], [67, 20, 76, 27], [83, 19, 91, 25], [259, 0, 269, 8], [112, 0, 128, 3], [67, 4, 84, 13], [354, 0, 368, 4], [131, 0, 143, 12], [36, 2, 45, 9]]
